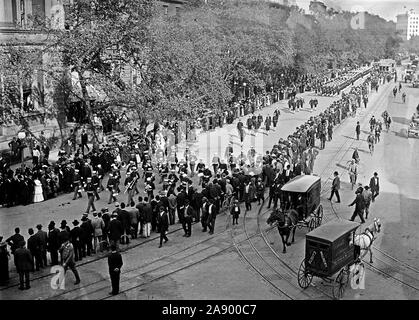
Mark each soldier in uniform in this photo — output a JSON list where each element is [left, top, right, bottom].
[[124, 170, 138, 205], [72, 169, 82, 200], [85, 177, 96, 213], [91, 171, 100, 200], [107, 173, 118, 204]]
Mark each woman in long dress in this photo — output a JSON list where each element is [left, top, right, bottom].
[[33, 176, 44, 203]]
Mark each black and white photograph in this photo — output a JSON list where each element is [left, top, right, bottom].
[[0, 0, 418, 304]]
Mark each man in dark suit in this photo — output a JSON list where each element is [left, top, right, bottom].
[[47, 221, 60, 265], [283, 164, 293, 183], [70, 220, 83, 262], [349, 188, 366, 223], [157, 207, 169, 248], [328, 171, 341, 203], [81, 130, 89, 155], [6, 227, 24, 255], [355, 122, 361, 140], [34, 224, 48, 267], [14, 241, 33, 290], [183, 199, 194, 237], [108, 213, 123, 249], [207, 199, 218, 235], [369, 172, 380, 202], [107, 244, 123, 295], [27, 228, 41, 271]]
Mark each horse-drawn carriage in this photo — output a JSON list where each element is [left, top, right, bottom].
[[297, 218, 381, 299], [297, 220, 361, 299], [267, 175, 323, 253]]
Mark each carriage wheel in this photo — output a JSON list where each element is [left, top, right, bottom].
[[297, 260, 313, 289], [308, 218, 316, 231], [332, 268, 349, 300], [316, 205, 323, 228]]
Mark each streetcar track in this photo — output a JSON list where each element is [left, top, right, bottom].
[[230, 207, 294, 300], [256, 206, 334, 299], [0, 210, 228, 291]]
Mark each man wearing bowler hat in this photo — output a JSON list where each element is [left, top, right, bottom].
[[34, 224, 48, 267], [60, 234, 81, 285], [14, 240, 33, 290], [70, 220, 83, 262], [107, 244, 123, 295], [47, 221, 60, 265]]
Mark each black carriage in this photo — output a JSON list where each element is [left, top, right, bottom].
[[281, 175, 323, 231], [297, 220, 361, 299]]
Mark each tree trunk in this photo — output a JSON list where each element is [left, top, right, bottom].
[[76, 69, 100, 148]]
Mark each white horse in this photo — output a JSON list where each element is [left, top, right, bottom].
[[354, 218, 382, 263]]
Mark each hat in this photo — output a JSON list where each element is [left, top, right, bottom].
[[92, 211, 98, 216], [101, 208, 108, 212], [115, 202, 120, 207], [36, 224, 42, 229], [48, 221, 55, 227], [81, 216, 88, 222], [111, 212, 118, 217], [60, 220, 67, 226], [72, 220, 79, 226]]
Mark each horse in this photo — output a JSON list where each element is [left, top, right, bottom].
[[267, 209, 299, 253], [354, 218, 382, 263]]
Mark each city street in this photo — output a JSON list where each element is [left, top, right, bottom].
[[1, 68, 418, 300]]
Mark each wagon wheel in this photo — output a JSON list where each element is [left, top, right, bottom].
[[298, 260, 313, 289], [316, 205, 324, 228], [308, 218, 316, 231], [332, 267, 349, 300]]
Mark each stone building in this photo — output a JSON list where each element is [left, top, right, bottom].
[[0, 0, 186, 151]]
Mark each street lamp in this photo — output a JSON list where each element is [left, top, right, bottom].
[[243, 82, 247, 98]]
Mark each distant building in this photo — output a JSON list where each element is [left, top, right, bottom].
[[396, 10, 419, 40], [158, 0, 186, 17]]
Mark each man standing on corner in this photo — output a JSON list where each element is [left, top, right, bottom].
[[108, 244, 123, 295], [14, 241, 33, 290], [328, 171, 341, 203], [60, 234, 81, 285], [369, 172, 380, 202]]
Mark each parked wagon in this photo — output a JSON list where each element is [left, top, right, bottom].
[[297, 220, 362, 299]]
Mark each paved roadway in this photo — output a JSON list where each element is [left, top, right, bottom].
[[1, 71, 418, 300]]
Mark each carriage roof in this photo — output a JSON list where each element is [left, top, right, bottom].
[[281, 175, 320, 193], [306, 220, 360, 243]]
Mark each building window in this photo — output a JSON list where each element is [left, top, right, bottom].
[[175, 7, 181, 16], [32, 0, 46, 22], [163, 5, 168, 16]]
